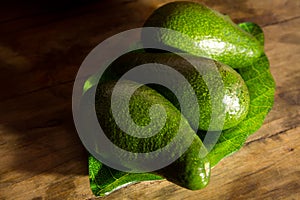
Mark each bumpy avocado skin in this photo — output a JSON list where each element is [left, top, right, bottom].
[[157, 137, 210, 190], [95, 80, 210, 190], [102, 52, 250, 131], [143, 1, 263, 69]]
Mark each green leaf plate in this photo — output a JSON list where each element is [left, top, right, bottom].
[[88, 22, 275, 196]]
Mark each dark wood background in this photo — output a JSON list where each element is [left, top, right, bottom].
[[0, 0, 299, 199]]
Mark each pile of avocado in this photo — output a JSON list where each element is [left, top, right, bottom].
[[88, 1, 275, 195]]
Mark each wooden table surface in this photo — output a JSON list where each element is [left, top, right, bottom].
[[0, 0, 299, 199]]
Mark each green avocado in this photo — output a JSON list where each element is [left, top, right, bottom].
[[142, 1, 264, 69], [95, 80, 210, 190], [101, 51, 250, 131]]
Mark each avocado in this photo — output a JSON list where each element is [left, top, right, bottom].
[[101, 51, 250, 131], [95, 80, 210, 190], [142, 1, 264, 69]]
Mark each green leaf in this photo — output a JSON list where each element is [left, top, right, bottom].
[[88, 22, 274, 196], [205, 22, 274, 166], [239, 22, 264, 46], [206, 53, 275, 166], [89, 155, 163, 196]]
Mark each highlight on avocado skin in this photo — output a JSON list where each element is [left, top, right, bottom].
[[143, 1, 264, 69], [71, 1, 275, 197]]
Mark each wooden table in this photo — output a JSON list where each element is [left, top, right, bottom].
[[0, 0, 299, 199]]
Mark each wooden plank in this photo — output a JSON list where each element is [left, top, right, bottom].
[[0, 83, 94, 199], [0, 0, 299, 199]]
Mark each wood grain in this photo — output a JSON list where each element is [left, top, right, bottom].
[[0, 0, 299, 199]]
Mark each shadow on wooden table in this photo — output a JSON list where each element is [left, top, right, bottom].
[[0, 84, 89, 175], [0, 0, 151, 180]]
